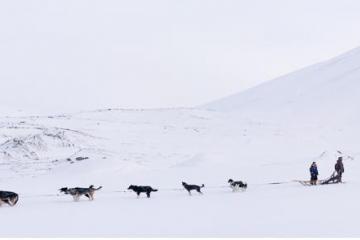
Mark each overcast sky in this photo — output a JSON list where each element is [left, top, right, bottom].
[[1, 0, 360, 113]]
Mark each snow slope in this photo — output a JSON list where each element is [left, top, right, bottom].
[[1, 47, 360, 237], [205, 46, 360, 124]]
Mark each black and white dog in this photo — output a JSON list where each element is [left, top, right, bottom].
[[182, 182, 204, 195], [59, 185, 102, 201], [0, 191, 19, 207], [228, 179, 247, 192], [128, 185, 158, 198]]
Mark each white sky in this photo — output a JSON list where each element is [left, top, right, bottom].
[[1, 0, 360, 113]]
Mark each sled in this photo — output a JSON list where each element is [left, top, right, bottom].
[[294, 173, 345, 186], [293, 180, 324, 186], [319, 172, 344, 185]]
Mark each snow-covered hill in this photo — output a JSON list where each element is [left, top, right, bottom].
[[205, 46, 360, 125], [1, 47, 360, 237]]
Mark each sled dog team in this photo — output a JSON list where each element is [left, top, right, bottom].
[[0, 157, 345, 206], [0, 179, 247, 206]]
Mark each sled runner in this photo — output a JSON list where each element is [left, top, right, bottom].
[[320, 172, 343, 185], [293, 180, 323, 186]]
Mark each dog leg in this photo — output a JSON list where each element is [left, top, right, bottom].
[[73, 195, 80, 202], [3, 199, 11, 206], [231, 185, 239, 192]]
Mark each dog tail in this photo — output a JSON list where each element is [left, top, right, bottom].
[[152, 188, 158, 192], [201, 184, 205, 188], [89, 185, 102, 191]]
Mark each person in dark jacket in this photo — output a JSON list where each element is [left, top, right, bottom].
[[309, 162, 319, 185], [334, 157, 344, 182]]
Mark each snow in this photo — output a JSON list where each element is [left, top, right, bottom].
[[204, 46, 360, 124], [3, 184, 359, 237], [1, 47, 360, 237]]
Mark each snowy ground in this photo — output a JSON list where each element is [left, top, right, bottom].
[[2, 183, 359, 237], [0, 108, 359, 237], [2, 47, 360, 237]]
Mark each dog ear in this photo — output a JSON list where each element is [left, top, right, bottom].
[[89, 185, 94, 188]]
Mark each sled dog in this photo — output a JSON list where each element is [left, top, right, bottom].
[[128, 185, 158, 198], [59, 185, 102, 201], [0, 191, 19, 207], [182, 182, 204, 195], [228, 179, 247, 191]]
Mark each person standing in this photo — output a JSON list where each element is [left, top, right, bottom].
[[309, 162, 319, 185], [335, 157, 345, 182]]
